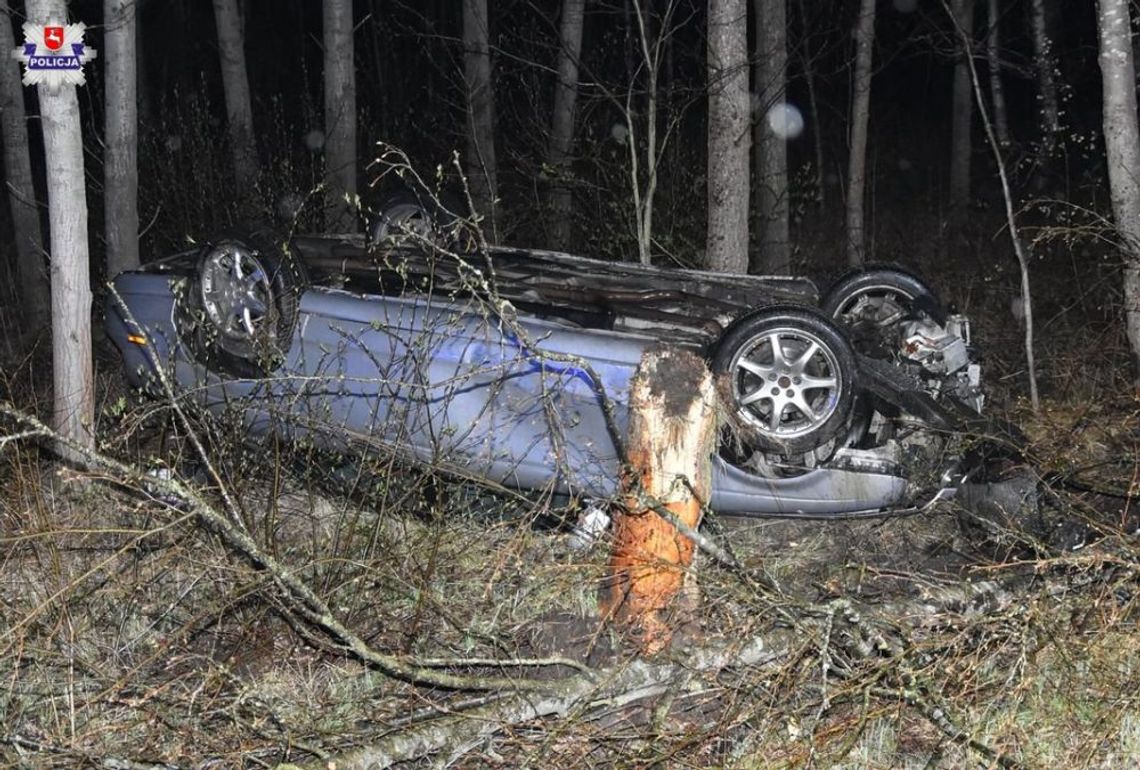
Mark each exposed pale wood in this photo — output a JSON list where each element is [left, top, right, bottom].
[[603, 347, 717, 653]]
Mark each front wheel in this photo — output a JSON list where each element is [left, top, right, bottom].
[[178, 233, 307, 378], [711, 306, 856, 455]]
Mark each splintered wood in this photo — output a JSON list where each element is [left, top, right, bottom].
[[603, 347, 717, 654]]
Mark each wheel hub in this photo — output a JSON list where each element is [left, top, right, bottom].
[[732, 328, 841, 440], [200, 245, 272, 343]]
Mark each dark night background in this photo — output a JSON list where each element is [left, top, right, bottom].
[[0, 0, 1127, 393]]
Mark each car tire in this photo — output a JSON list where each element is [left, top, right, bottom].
[[178, 231, 307, 378], [369, 188, 473, 249], [822, 265, 947, 340], [711, 305, 857, 455]]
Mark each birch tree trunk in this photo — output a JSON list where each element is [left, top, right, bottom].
[[212, 0, 258, 195], [463, 0, 497, 232], [1096, 0, 1140, 383], [752, 0, 789, 275], [845, 0, 876, 267], [949, 0, 974, 213], [323, 0, 357, 231], [706, 0, 750, 274], [0, 7, 48, 325], [105, 0, 139, 277], [26, 0, 94, 453], [985, 0, 1011, 147], [1030, 0, 1059, 155], [546, 0, 586, 252]]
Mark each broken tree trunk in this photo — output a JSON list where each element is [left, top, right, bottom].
[[603, 347, 717, 653]]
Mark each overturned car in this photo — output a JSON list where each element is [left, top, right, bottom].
[[105, 214, 1007, 518]]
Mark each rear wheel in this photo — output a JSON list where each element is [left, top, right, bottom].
[[711, 306, 856, 455], [821, 266, 945, 357], [369, 189, 475, 250]]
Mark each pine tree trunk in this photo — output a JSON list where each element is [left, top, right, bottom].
[[323, 0, 357, 231], [1096, 0, 1140, 384], [604, 348, 716, 654], [949, 0, 974, 212], [795, 0, 825, 206], [26, 0, 95, 454], [547, 0, 586, 252], [627, 0, 660, 267], [985, 0, 1011, 147], [845, 0, 876, 267], [135, 3, 152, 129], [463, 0, 497, 232], [0, 8, 48, 326], [105, 0, 140, 278], [706, 0, 750, 274], [212, 0, 258, 194], [752, 0, 789, 275], [1030, 0, 1059, 154]]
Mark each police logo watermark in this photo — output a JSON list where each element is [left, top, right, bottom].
[[11, 21, 97, 91]]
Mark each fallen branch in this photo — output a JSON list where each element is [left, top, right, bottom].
[[274, 633, 792, 770]]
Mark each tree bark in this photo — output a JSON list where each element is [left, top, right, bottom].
[[1096, 0, 1140, 384], [845, 0, 876, 267], [706, 0, 750, 274], [135, 0, 152, 130], [212, 0, 258, 195], [1029, 0, 1059, 155], [795, 0, 825, 206], [603, 348, 716, 654], [26, 0, 95, 454], [547, 0, 586, 252], [0, 7, 49, 326], [626, 0, 662, 267], [949, 0, 974, 212], [323, 0, 357, 231], [105, 0, 140, 278], [752, 0, 789, 275], [985, 0, 1011, 148], [463, 0, 497, 233]]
